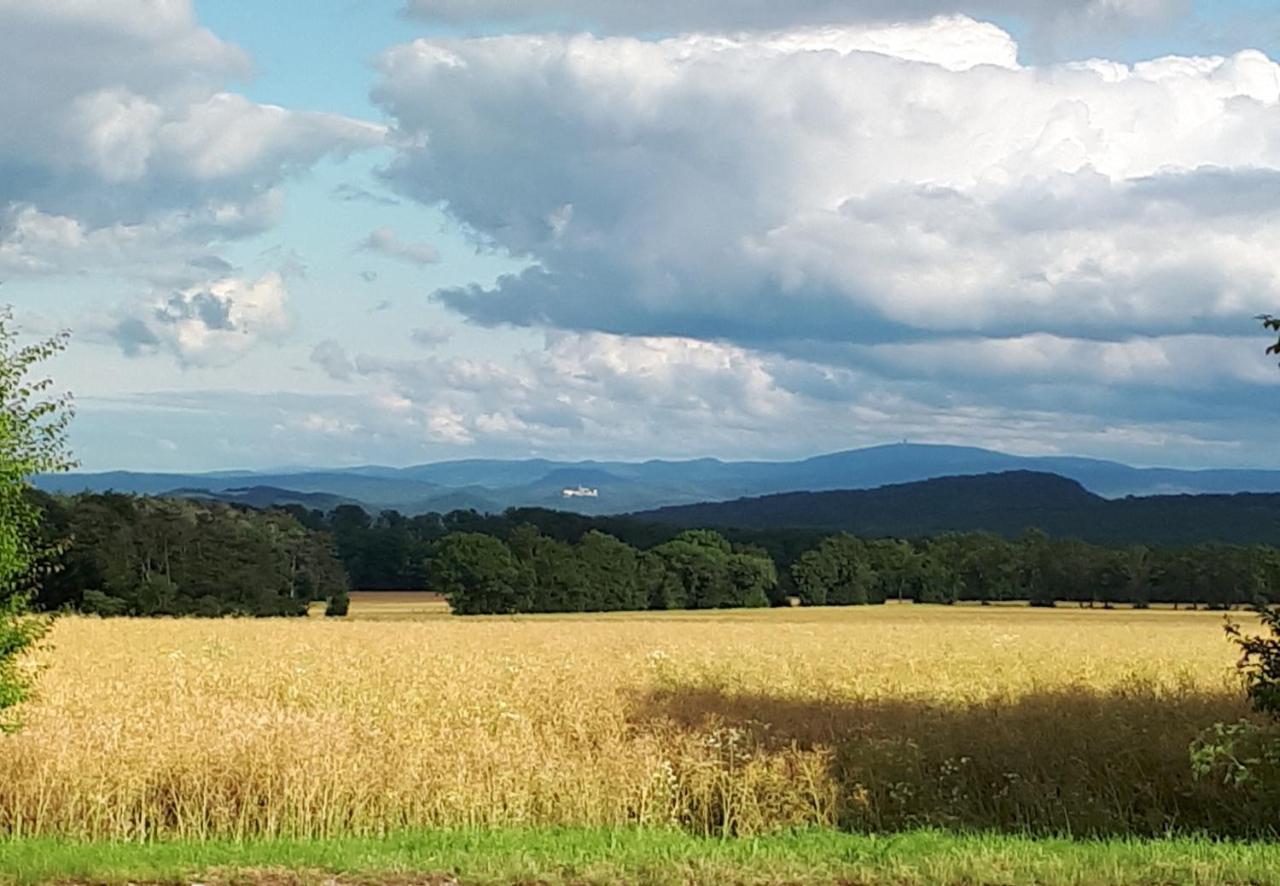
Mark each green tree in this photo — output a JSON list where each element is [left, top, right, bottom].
[[508, 524, 588, 612], [652, 530, 773, 609], [430, 533, 526, 615], [576, 531, 645, 611], [0, 311, 73, 727], [1017, 529, 1056, 607], [325, 589, 350, 617], [954, 533, 1016, 604], [727, 549, 776, 608], [640, 550, 685, 610], [1123, 545, 1152, 608], [650, 535, 732, 609], [910, 543, 961, 604], [791, 534, 875, 606]]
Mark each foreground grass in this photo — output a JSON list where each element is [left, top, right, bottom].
[[4, 829, 1280, 886]]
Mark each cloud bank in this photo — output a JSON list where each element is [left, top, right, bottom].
[[259, 327, 1273, 468]]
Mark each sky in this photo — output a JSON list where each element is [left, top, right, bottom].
[[3, 0, 1280, 472]]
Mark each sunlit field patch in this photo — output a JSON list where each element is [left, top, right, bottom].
[[0, 602, 1257, 841]]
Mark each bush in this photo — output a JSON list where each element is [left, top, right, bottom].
[[1227, 603, 1280, 717], [325, 591, 350, 617], [80, 590, 128, 617], [0, 594, 48, 731], [0, 312, 71, 729], [1191, 603, 1280, 799], [1191, 720, 1280, 793]]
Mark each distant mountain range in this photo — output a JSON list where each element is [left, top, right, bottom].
[[631, 470, 1280, 546], [33, 442, 1280, 518]]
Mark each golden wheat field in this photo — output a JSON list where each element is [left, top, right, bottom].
[[0, 597, 1260, 842]]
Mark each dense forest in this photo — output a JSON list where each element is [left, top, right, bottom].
[[24, 493, 1280, 616], [31, 492, 348, 617]]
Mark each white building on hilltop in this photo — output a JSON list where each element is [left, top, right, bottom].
[[561, 485, 600, 498]]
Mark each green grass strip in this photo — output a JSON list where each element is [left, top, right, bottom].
[[4, 828, 1280, 885]]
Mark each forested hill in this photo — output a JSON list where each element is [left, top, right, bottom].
[[631, 471, 1280, 546]]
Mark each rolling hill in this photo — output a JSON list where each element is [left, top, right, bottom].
[[632, 471, 1280, 546]]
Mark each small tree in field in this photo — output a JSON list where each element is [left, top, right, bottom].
[[325, 589, 351, 617], [0, 310, 73, 729]]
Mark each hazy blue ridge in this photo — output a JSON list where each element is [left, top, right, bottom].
[[34, 443, 1280, 518]]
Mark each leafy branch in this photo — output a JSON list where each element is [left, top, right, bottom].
[[1263, 315, 1280, 360]]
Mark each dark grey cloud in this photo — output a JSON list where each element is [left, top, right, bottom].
[[157, 290, 235, 331], [111, 316, 161, 357]]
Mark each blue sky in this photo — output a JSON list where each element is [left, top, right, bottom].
[[3, 0, 1280, 471]]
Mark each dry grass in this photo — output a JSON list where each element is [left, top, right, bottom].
[[317, 592, 451, 622], [0, 603, 1259, 841]]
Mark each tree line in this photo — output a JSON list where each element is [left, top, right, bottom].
[[427, 524, 1280, 614], [278, 504, 1280, 612], [791, 530, 1280, 609], [17, 496, 1280, 616]]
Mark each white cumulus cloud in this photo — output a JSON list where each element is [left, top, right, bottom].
[[373, 20, 1280, 351], [113, 272, 293, 367], [0, 0, 383, 279]]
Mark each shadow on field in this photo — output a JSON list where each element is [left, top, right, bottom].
[[630, 684, 1269, 837]]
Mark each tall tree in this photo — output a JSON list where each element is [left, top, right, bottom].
[[429, 533, 526, 615], [791, 534, 875, 606], [0, 310, 73, 728]]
